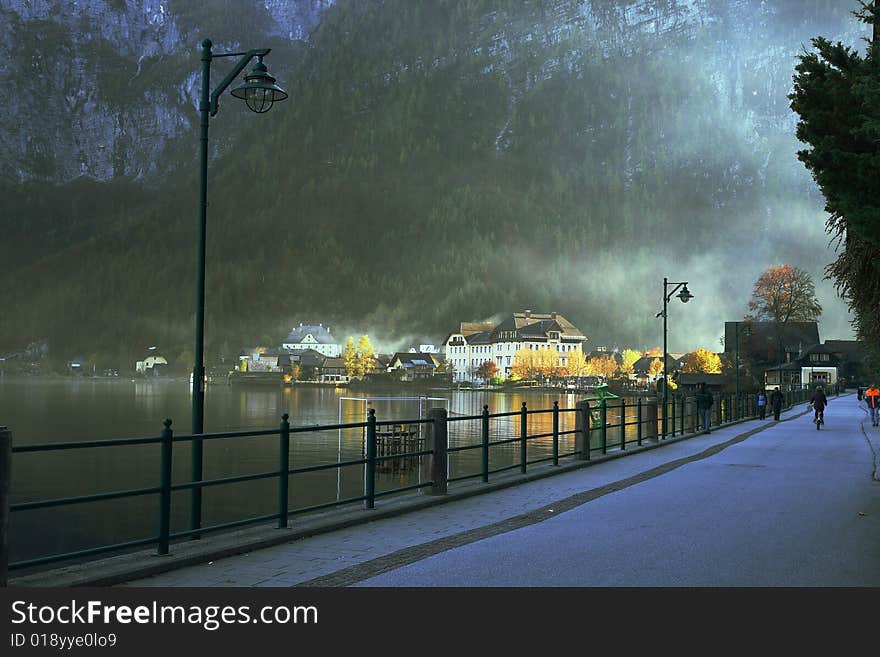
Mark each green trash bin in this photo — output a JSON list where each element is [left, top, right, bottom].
[[581, 383, 619, 453]]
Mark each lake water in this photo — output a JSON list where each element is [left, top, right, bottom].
[[0, 377, 649, 566]]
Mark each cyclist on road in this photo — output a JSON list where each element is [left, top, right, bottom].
[[810, 386, 828, 426]]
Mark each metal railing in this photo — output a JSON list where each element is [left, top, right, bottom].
[[1, 389, 815, 578]]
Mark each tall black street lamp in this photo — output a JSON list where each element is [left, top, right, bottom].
[[656, 277, 693, 439], [191, 38, 287, 536]]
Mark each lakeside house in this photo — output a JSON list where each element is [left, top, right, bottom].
[[721, 320, 864, 389], [281, 323, 341, 357], [388, 352, 443, 381], [135, 348, 169, 376], [443, 310, 588, 383]]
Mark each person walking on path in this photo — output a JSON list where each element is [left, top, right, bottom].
[[757, 391, 767, 419], [809, 385, 828, 426], [695, 382, 714, 433], [865, 383, 880, 427], [770, 386, 784, 421]]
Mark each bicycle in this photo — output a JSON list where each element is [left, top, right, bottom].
[[811, 405, 824, 430]]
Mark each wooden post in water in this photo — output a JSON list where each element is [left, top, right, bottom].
[[422, 408, 448, 495], [0, 426, 11, 586]]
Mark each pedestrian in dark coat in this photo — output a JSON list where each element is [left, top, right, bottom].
[[770, 386, 784, 421], [695, 382, 714, 433]]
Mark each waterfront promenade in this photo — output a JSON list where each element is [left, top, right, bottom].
[[104, 393, 879, 587]]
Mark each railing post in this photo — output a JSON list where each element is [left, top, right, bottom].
[[575, 400, 591, 460], [678, 393, 687, 436], [423, 407, 448, 495], [278, 413, 290, 528], [481, 405, 490, 482], [520, 402, 527, 474], [661, 395, 667, 440], [645, 397, 658, 441], [619, 399, 626, 450], [158, 419, 173, 556], [365, 408, 376, 509], [552, 401, 559, 466], [0, 426, 12, 585], [671, 395, 677, 437], [637, 398, 643, 446], [600, 399, 607, 454]]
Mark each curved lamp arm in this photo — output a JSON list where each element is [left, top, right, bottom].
[[209, 48, 271, 116]]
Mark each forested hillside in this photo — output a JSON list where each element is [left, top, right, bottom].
[[0, 0, 863, 370]]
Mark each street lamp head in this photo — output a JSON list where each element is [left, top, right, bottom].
[[231, 56, 288, 113], [676, 284, 693, 303]]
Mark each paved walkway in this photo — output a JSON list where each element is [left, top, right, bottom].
[[121, 393, 879, 587]]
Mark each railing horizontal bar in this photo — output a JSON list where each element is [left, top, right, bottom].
[[290, 421, 368, 433], [170, 469, 278, 492], [526, 431, 555, 440], [373, 481, 433, 498], [13, 435, 161, 452], [288, 457, 367, 476], [447, 443, 481, 454], [11, 485, 162, 512], [448, 471, 484, 483], [169, 512, 278, 539], [447, 414, 486, 422], [489, 411, 523, 418], [490, 436, 522, 447], [558, 429, 579, 436], [289, 494, 368, 516], [488, 463, 521, 476], [173, 428, 278, 442], [9, 536, 159, 570], [376, 418, 433, 426], [374, 449, 433, 463]]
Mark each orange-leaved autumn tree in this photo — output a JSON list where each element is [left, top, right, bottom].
[[475, 360, 499, 383], [680, 348, 722, 373], [747, 265, 822, 324], [647, 358, 664, 377], [587, 356, 618, 379]]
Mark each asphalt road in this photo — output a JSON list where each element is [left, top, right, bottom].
[[356, 397, 880, 586]]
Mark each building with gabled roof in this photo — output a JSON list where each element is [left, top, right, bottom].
[[443, 310, 587, 382], [282, 323, 341, 357]]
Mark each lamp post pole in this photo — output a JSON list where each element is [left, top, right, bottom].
[[190, 38, 287, 537], [662, 278, 668, 437], [735, 321, 739, 418], [658, 278, 692, 439]]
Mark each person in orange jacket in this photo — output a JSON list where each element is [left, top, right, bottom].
[[866, 384, 880, 427]]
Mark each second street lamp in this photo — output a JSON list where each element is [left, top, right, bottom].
[[656, 277, 693, 439], [191, 38, 287, 537]]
